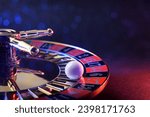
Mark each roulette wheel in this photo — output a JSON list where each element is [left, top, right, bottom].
[[0, 28, 109, 100]]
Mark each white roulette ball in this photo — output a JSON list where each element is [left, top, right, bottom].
[[65, 61, 84, 80]]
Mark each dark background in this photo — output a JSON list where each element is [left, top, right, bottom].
[[0, 0, 150, 99]]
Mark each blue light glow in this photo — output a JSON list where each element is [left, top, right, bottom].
[[3, 19, 10, 26], [14, 15, 22, 24]]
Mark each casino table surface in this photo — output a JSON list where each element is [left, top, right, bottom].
[[93, 59, 150, 100]]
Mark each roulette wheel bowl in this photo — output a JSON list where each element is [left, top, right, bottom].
[[0, 29, 109, 100]]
